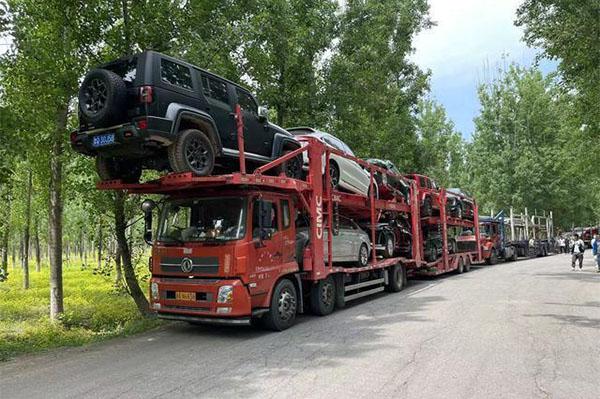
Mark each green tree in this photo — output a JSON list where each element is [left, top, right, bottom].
[[414, 99, 466, 187], [516, 0, 600, 140], [325, 0, 431, 170]]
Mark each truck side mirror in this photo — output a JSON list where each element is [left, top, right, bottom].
[[141, 199, 156, 245], [258, 106, 269, 123]]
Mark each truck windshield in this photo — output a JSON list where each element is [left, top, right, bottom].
[[158, 197, 247, 242]]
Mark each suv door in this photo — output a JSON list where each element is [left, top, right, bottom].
[[235, 88, 271, 157], [199, 72, 236, 149]]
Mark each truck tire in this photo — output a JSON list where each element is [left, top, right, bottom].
[[168, 129, 215, 176], [262, 279, 297, 331], [457, 258, 464, 274], [464, 257, 471, 272], [276, 150, 303, 179], [358, 243, 369, 267], [95, 157, 142, 183], [310, 275, 335, 316], [334, 274, 346, 309], [386, 264, 405, 292], [486, 250, 498, 265], [78, 69, 127, 127]]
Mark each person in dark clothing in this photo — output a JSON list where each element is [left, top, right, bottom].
[[571, 234, 585, 270]]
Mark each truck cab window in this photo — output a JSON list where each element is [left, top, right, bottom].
[[281, 199, 290, 229], [252, 200, 278, 238]]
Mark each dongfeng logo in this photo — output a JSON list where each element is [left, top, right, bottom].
[[180, 258, 193, 273]]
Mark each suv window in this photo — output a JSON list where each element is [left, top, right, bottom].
[[105, 57, 137, 86], [236, 89, 258, 114], [201, 74, 230, 104], [161, 59, 193, 90]]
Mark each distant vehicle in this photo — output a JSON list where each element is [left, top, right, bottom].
[[446, 188, 475, 220], [296, 216, 371, 267], [404, 174, 440, 216], [365, 159, 410, 202], [288, 128, 374, 197], [71, 51, 302, 182], [360, 218, 412, 258]]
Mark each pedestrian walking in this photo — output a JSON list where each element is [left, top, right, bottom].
[[592, 235, 600, 273], [571, 234, 585, 270]]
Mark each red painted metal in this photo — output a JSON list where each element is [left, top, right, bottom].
[[235, 104, 246, 174]]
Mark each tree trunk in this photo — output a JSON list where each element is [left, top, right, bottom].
[[34, 219, 41, 272], [97, 223, 103, 270], [114, 191, 149, 315], [115, 245, 123, 289], [23, 169, 33, 289], [49, 104, 67, 320], [1, 194, 10, 273]]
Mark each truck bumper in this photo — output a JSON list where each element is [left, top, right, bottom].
[[149, 277, 253, 321]]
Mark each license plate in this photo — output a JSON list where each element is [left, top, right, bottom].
[[175, 291, 196, 301], [92, 133, 115, 147]]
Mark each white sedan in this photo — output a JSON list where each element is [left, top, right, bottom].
[[287, 127, 374, 197]]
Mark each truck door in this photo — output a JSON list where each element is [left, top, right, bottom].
[[250, 198, 284, 296], [279, 198, 297, 265]]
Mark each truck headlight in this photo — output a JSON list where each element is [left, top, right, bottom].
[[217, 285, 234, 303], [151, 282, 159, 301]]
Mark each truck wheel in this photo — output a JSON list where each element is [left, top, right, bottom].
[[95, 157, 141, 183], [277, 150, 303, 179], [421, 197, 432, 217], [486, 250, 498, 265], [464, 258, 471, 272], [383, 234, 394, 258], [386, 264, 405, 292], [168, 129, 215, 176], [334, 274, 346, 309], [457, 258, 464, 274], [262, 279, 297, 331], [512, 251, 518, 261], [310, 275, 335, 316], [358, 243, 369, 267]]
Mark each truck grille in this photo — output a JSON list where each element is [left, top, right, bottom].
[[160, 256, 219, 274]]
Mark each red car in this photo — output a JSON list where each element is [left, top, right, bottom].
[[404, 174, 441, 216]]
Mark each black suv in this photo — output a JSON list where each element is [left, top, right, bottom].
[[71, 51, 302, 182]]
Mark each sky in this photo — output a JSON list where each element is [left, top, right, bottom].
[[411, 0, 556, 138]]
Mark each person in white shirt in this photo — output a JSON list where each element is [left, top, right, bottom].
[[559, 237, 566, 253], [571, 234, 585, 270]]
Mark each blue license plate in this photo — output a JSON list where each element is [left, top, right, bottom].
[[92, 133, 115, 147]]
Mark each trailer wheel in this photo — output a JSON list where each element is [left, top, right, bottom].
[[386, 264, 405, 292], [262, 279, 297, 331], [310, 275, 335, 316], [457, 258, 465, 274]]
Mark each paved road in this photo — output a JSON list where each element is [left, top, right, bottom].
[[2, 254, 599, 399]]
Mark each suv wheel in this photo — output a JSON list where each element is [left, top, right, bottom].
[[78, 69, 127, 127], [169, 129, 215, 176], [95, 157, 142, 183]]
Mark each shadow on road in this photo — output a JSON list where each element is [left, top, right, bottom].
[[523, 313, 600, 330]]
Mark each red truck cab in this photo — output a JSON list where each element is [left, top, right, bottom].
[[148, 189, 300, 327], [403, 174, 441, 216]]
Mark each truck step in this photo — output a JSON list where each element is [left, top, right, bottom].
[[344, 277, 385, 292], [344, 286, 385, 301]]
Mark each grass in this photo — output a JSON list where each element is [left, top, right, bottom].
[[0, 259, 163, 361]]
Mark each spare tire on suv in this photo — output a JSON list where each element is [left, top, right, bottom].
[[78, 69, 127, 128]]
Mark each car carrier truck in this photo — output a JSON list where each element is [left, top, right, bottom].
[[97, 108, 482, 330]]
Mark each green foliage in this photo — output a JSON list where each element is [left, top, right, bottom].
[[516, 0, 600, 138], [0, 260, 162, 361], [325, 0, 431, 170]]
